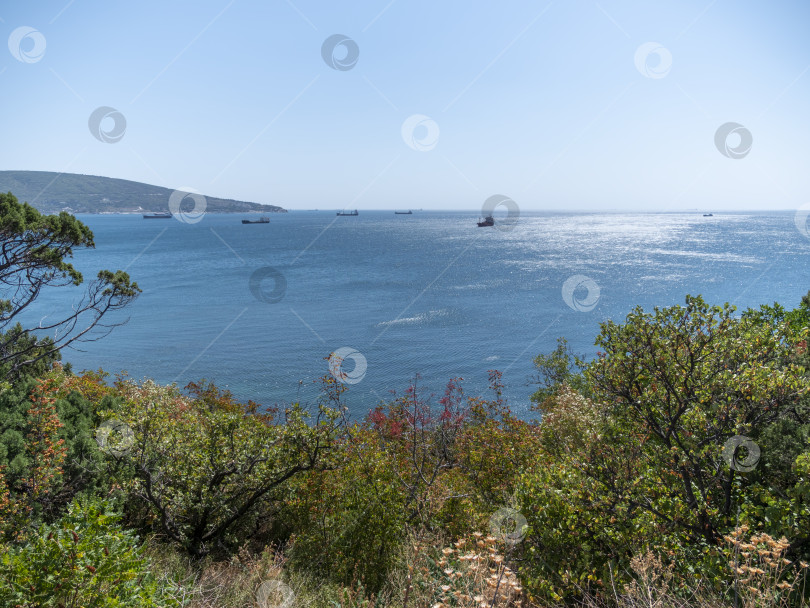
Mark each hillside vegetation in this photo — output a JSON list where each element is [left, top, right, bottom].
[[0, 171, 285, 214], [2, 196, 810, 607]]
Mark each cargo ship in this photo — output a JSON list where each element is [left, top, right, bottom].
[[143, 212, 172, 219], [242, 216, 270, 224]]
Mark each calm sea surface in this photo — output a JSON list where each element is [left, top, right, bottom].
[[23, 211, 810, 418]]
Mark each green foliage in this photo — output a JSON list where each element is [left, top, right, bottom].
[[3, 289, 810, 604], [0, 328, 62, 380], [105, 377, 345, 557], [282, 425, 408, 591], [0, 368, 116, 533], [517, 387, 634, 600], [515, 295, 810, 601], [458, 387, 541, 525], [586, 294, 808, 543], [0, 496, 180, 607], [0, 191, 140, 380], [530, 337, 588, 405], [0, 375, 68, 538], [282, 374, 532, 593], [283, 375, 465, 591]]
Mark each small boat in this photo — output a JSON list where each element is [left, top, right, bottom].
[[242, 216, 270, 224], [395, 210, 413, 215], [703, 213, 713, 217], [337, 210, 359, 216], [143, 212, 172, 219], [477, 215, 494, 227]]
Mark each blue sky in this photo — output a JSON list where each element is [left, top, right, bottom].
[[1, 0, 809, 211]]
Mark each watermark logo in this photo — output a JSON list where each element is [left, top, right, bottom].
[[489, 507, 528, 546], [794, 203, 810, 239], [328, 347, 367, 384], [401, 114, 440, 152], [482, 194, 520, 232], [715, 122, 752, 159], [249, 267, 287, 304], [8, 26, 46, 63], [168, 188, 207, 224], [634, 42, 671, 79], [256, 580, 295, 608], [88, 106, 127, 144], [722, 435, 761, 472], [95, 419, 134, 457], [321, 34, 359, 71], [562, 274, 600, 312]]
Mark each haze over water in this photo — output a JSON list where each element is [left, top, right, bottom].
[[25, 210, 810, 418]]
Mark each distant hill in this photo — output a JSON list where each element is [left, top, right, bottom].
[[0, 171, 285, 214]]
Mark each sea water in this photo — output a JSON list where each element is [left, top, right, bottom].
[[21, 211, 810, 418]]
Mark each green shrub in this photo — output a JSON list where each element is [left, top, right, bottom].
[[105, 377, 345, 558], [282, 425, 408, 591], [0, 368, 120, 532], [283, 374, 532, 593], [514, 295, 810, 601], [0, 496, 180, 607]]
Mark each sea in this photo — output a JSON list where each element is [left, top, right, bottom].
[[21, 210, 810, 419]]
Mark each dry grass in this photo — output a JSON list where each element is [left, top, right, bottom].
[[575, 527, 810, 608], [606, 549, 707, 608], [144, 542, 296, 608], [144, 540, 386, 608], [139, 529, 810, 608], [389, 531, 524, 608], [724, 526, 810, 608]]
